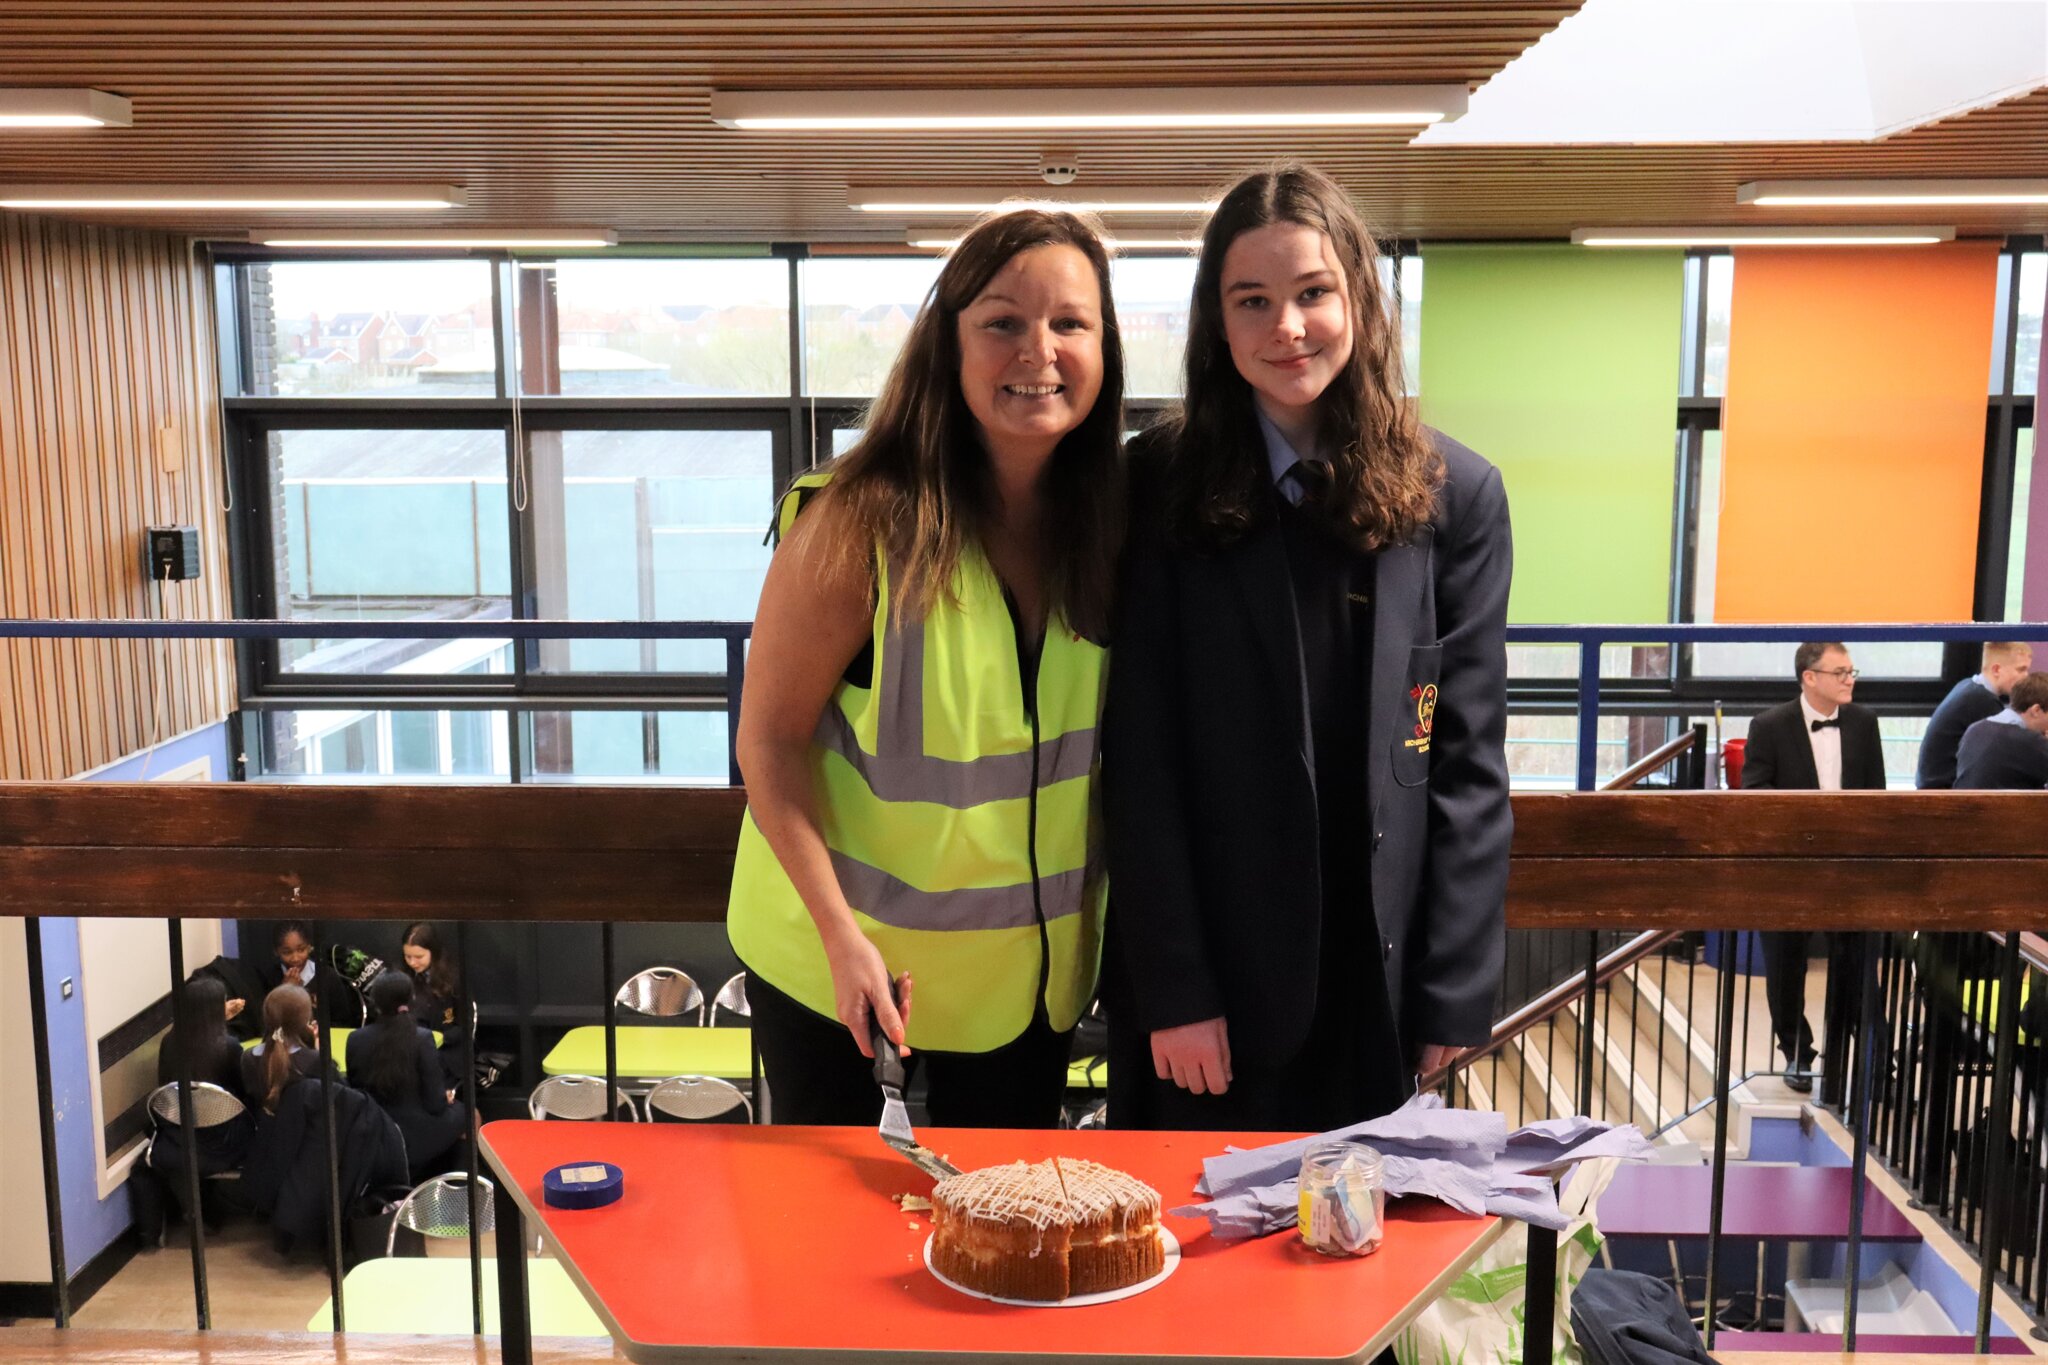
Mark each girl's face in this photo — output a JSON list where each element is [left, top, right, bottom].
[[403, 944, 432, 975], [955, 243, 1105, 467], [1217, 223, 1354, 430], [277, 932, 311, 970]]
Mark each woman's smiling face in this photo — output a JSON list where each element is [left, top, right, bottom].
[[954, 242, 1105, 465], [1218, 222, 1354, 428]]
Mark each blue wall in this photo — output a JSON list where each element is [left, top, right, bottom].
[[34, 720, 233, 1276]]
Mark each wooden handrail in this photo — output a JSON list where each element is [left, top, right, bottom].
[[2, 785, 2046, 933], [1599, 730, 1698, 792], [1418, 929, 1679, 1089]]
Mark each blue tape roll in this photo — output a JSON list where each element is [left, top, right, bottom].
[[543, 1161, 625, 1210]]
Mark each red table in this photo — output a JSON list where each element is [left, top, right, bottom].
[[480, 1120, 1506, 1365]]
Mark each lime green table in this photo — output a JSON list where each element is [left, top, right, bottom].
[[541, 1025, 754, 1081], [308, 1254, 605, 1336], [240, 1027, 439, 1076], [1067, 1054, 1108, 1090]]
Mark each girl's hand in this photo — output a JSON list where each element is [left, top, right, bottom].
[[224, 998, 246, 1022], [1152, 1017, 1232, 1094], [822, 927, 912, 1058]]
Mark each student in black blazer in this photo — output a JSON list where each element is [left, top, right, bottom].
[[1740, 641, 1886, 1093], [1102, 166, 1512, 1132]]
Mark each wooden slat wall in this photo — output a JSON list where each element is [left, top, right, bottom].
[[0, 212, 232, 781], [1, 785, 2043, 934], [0, 4, 2043, 240]]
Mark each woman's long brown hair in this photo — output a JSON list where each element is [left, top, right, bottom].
[[1152, 163, 1441, 552], [798, 208, 1125, 642], [260, 983, 315, 1113]]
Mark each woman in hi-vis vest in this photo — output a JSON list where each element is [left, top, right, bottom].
[[728, 210, 1125, 1127], [1102, 165, 1512, 1133]]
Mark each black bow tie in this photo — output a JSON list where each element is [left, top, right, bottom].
[[1810, 716, 1842, 732]]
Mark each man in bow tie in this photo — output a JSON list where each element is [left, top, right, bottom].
[[1740, 642, 1887, 1094]]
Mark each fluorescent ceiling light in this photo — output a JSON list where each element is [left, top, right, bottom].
[[0, 89, 132, 128], [854, 186, 1214, 215], [1740, 179, 2048, 207], [715, 85, 1465, 131], [257, 229, 616, 248], [1574, 225, 1954, 247], [0, 184, 465, 210], [907, 230, 1197, 251]]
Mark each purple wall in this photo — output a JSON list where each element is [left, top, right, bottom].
[[34, 720, 232, 1275]]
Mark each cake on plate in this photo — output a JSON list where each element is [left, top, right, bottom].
[[929, 1157, 1164, 1301]]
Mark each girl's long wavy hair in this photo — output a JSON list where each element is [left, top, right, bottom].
[[1153, 163, 1440, 552], [797, 208, 1125, 641], [403, 920, 459, 1002]]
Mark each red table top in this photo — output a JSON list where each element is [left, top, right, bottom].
[[1597, 1163, 1920, 1241], [480, 1120, 1504, 1365]]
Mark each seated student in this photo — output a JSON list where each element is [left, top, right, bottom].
[[1919, 642, 2033, 789], [399, 921, 469, 1090], [1956, 672, 2048, 790], [253, 920, 337, 1028], [241, 983, 323, 1115], [347, 971, 468, 1182], [136, 975, 254, 1245]]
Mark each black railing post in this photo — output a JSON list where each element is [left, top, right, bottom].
[[166, 921, 210, 1329], [1975, 931, 2024, 1350], [459, 919, 484, 1337], [1525, 1222, 1558, 1365], [311, 918, 345, 1330], [1578, 934, 1600, 1117], [22, 919, 71, 1327], [1703, 931, 1739, 1347], [1843, 930, 1882, 1350], [495, 1172, 532, 1365], [1574, 641, 1601, 793], [727, 631, 748, 787], [603, 921, 619, 1119]]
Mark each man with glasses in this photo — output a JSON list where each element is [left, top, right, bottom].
[[1741, 642, 1887, 1094]]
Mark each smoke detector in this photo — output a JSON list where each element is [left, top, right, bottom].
[[1040, 153, 1080, 186]]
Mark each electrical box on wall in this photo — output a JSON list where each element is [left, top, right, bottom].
[[144, 525, 201, 581]]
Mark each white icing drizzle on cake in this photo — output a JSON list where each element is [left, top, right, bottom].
[[934, 1157, 1162, 1232], [1055, 1158, 1163, 1229], [934, 1160, 1070, 1230]]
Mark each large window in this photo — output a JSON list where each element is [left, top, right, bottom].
[[219, 240, 2034, 787]]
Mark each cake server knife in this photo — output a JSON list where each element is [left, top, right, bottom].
[[869, 998, 961, 1182]]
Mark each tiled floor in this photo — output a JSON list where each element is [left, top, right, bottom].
[[73, 1221, 351, 1333]]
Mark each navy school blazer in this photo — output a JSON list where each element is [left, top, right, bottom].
[[1101, 427, 1513, 1067]]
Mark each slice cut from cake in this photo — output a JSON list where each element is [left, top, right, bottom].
[[929, 1157, 1163, 1302]]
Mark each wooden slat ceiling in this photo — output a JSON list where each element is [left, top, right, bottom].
[[1, 3, 2045, 242]]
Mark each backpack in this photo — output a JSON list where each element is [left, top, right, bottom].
[[1570, 1270, 1717, 1365]]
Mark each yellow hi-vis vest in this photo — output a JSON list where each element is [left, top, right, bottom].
[[726, 475, 1109, 1052]]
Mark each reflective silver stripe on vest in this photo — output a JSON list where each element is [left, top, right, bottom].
[[831, 850, 1092, 932], [816, 708, 1096, 808], [819, 589, 1097, 808]]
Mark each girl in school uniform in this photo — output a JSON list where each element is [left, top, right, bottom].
[[1103, 164, 1513, 1132]]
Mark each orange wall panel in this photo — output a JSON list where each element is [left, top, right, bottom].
[[1713, 243, 1998, 624]]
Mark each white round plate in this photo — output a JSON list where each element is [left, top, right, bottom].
[[923, 1227, 1179, 1307]]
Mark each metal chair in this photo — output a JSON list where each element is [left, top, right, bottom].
[[643, 1074, 752, 1124], [146, 1079, 246, 1130], [385, 1171, 494, 1256], [614, 966, 704, 1024], [1068, 1099, 1109, 1131], [529, 1073, 640, 1121], [709, 971, 750, 1027]]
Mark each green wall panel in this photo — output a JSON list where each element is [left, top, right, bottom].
[[1418, 244, 1683, 623]]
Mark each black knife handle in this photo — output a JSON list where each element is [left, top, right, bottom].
[[869, 984, 906, 1090]]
